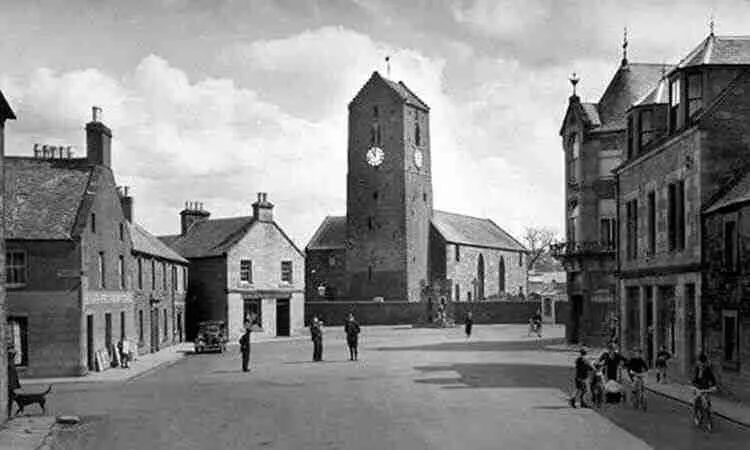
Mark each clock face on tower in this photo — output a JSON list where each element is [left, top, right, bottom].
[[366, 146, 385, 167], [413, 149, 423, 169]]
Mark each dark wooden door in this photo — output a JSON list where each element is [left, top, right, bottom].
[[151, 308, 160, 353], [276, 299, 290, 337]]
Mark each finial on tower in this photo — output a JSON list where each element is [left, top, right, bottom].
[[569, 72, 580, 96], [709, 13, 715, 36], [385, 56, 391, 78], [622, 26, 629, 66]]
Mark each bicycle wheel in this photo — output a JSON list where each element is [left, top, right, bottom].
[[704, 409, 713, 432], [692, 407, 701, 427]]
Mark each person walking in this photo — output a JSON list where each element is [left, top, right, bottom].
[[569, 348, 593, 408], [311, 316, 324, 362], [655, 345, 671, 383], [344, 313, 361, 361], [118, 336, 131, 369], [7, 347, 20, 419], [239, 321, 251, 372], [464, 312, 474, 339]]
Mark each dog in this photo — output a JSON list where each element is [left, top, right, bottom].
[[11, 385, 52, 416]]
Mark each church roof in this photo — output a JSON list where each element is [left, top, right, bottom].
[[595, 63, 668, 132], [130, 222, 187, 263], [4, 157, 96, 240], [674, 35, 750, 71], [634, 76, 669, 106], [306, 216, 347, 251], [351, 71, 430, 111], [431, 210, 527, 252]]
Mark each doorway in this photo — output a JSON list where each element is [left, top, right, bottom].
[[570, 295, 583, 344], [151, 308, 160, 353], [177, 312, 183, 342], [86, 314, 94, 371], [276, 299, 290, 337], [105, 312, 113, 358]]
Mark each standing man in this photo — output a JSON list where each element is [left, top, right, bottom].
[[7, 347, 20, 419], [569, 348, 593, 408], [311, 316, 324, 362], [239, 321, 251, 372], [344, 313, 361, 361], [464, 312, 474, 339]]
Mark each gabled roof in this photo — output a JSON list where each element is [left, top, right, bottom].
[[0, 90, 16, 120], [675, 35, 750, 71], [431, 210, 527, 252], [581, 103, 601, 127], [596, 63, 669, 131], [160, 216, 303, 259], [704, 169, 750, 214], [306, 216, 346, 251], [351, 71, 429, 111], [130, 222, 187, 263], [4, 157, 95, 240], [159, 217, 256, 259]]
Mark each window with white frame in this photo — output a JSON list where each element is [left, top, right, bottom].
[[6, 250, 27, 287], [281, 261, 293, 283], [240, 260, 253, 283], [8, 316, 29, 367]]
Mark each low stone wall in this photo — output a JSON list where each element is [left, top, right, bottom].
[[305, 300, 546, 326]]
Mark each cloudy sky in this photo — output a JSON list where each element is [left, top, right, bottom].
[[0, 0, 738, 246]]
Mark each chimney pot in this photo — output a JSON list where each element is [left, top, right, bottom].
[[92, 106, 102, 122]]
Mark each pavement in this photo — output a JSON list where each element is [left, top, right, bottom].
[[4, 325, 750, 449], [545, 343, 750, 428], [0, 416, 57, 450]]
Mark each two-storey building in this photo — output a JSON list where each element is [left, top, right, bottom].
[[5, 107, 136, 377], [161, 193, 305, 341], [0, 89, 16, 419], [122, 189, 188, 356], [554, 43, 666, 346], [616, 33, 750, 382]]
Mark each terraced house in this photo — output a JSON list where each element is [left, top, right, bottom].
[[616, 32, 750, 400]]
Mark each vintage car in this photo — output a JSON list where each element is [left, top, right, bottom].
[[194, 320, 228, 353]]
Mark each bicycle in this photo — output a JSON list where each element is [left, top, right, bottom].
[[629, 371, 647, 411], [692, 387, 716, 432]]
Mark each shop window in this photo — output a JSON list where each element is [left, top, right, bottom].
[[244, 299, 262, 326], [7, 317, 29, 367]]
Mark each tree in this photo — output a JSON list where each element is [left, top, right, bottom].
[[523, 226, 559, 271]]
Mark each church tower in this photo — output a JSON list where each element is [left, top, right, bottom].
[[345, 71, 433, 302]]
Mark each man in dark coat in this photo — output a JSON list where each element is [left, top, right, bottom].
[[344, 313, 361, 361], [311, 317, 324, 362], [7, 347, 21, 419], [239, 321, 251, 372]]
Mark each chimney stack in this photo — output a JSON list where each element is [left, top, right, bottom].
[[252, 192, 274, 222], [119, 185, 133, 222], [180, 201, 210, 235], [86, 105, 112, 167]]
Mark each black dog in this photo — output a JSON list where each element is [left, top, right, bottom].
[[12, 385, 52, 416]]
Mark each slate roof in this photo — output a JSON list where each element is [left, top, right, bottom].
[[580, 103, 601, 127], [0, 90, 16, 120], [381, 76, 430, 111], [130, 222, 187, 263], [431, 210, 527, 252], [634, 76, 669, 106], [596, 63, 670, 131], [159, 217, 256, 259], [4, 157, 94, 240], [306, 216, 347, 250], [675, 35, 750, 70], [704, 170, 750, 214]]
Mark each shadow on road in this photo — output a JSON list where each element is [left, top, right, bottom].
[[282, 360, 353, 365], [374, 338, 568, 353], [414, 362, 572, 391]]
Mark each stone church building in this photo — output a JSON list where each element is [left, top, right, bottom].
[[306, 72, 528, 303]]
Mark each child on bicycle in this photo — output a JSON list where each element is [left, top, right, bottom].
[[626, 348, 649, 397], [692, 354, 717, 400]]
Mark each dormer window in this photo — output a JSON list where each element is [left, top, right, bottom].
[[687, 73, 702, 118], [639, 109, 654, 148], [669, 78, 681, 132]]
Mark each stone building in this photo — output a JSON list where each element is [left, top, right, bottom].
[[616, 33, 750, 385], [553, 41, 666, 345], [123, 191, 188, 355], [703, 175, 750, 401], [306, 72, 527, 305], [4, 107, 137, 377], [161, 193, 305, 341], [0, 89, 15, 419]]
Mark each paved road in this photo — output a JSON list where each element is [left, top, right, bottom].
[[40, 325, 750, 450]]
